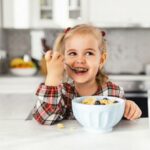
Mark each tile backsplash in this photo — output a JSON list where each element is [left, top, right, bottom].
[[0, 28, 150, 74], [0, 29, 6, 50], [105, 28, 150, 74], [1, 29, 31, 58]]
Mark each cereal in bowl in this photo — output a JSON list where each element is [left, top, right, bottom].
[[82, 97, 118, 105]]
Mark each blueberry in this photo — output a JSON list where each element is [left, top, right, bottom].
[[94, 101, 101, 105]]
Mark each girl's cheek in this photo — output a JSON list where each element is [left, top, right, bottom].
[[66, 69, 72, 77], [64, 63, 67, 70], [65, 58, 75, 65]]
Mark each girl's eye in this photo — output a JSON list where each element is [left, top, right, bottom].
[[85, 51, 94, 56], [68, 52, 77, 56]]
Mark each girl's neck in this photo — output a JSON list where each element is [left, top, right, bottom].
[[75, 81, 98, 96]]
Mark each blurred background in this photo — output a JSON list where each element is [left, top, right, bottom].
[[1, 0, 150, 75], [0, 0, 150, 119]]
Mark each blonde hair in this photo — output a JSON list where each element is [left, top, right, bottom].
[[53, 24, 108, 85]]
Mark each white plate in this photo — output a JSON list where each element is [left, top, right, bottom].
[[10, 68, 37, 76]]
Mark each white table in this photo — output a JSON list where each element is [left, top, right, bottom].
[[0, 118, 150, 150]]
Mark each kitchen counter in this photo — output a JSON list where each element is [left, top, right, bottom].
[[1, 74, 150, 93], [0, 75, 44, 94], [0, 118, 150, 150]]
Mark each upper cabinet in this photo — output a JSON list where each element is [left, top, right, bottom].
[[31, 0, 89, 28], [89, 0, 150, 28], [2, 0, 31, 28], [2, 0, 88, 29], [2, 0, 150, 28]]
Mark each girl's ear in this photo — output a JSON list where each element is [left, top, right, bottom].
[[99, 51, 107, 69]]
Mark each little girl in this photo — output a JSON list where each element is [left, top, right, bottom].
[[32, 24, 142, 125]]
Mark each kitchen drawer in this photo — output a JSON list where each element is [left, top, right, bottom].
[[0, 94, 36, 120]]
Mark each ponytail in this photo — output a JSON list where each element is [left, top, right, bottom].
[[53, 33, 65, 54], [96, 68, 108, 85], [96, 38, 108, 85]]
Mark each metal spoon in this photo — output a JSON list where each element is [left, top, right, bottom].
[[65, 63, 77, 72]]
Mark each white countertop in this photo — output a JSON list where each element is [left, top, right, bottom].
[[0, 75, 44, 94], [0, 118, 150, 150]]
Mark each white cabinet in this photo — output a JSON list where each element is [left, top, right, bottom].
[[89, 0, 150, 27], [31, 0, 89, 28], [2, 0, 150, 28], [31, 0, 57, 28], [2, 0, 88, 29], [3, 0, 31, 28]]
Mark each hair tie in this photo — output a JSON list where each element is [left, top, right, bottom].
[[101, 31, 106, 37], [64, 27, 71, 33]]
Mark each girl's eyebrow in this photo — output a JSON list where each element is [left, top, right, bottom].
[[66, 48, 97, 52], [85, 48, 96, 51], [67, 49, 76, 51], [66, 49, 76, 53]]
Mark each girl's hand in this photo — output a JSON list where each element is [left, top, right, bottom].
[[45, 50, 64, 86], [124, 100, 142, 120]]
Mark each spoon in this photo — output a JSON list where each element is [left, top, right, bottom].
[[65, 63, 77, 72]]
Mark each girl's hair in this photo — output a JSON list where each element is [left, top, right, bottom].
[[53, 24, 108, 85]]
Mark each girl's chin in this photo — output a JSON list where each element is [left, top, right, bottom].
[[73, 78, 92, 84], [69, 72, 93, 83]]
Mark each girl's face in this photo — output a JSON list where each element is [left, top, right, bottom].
[[64, 34, 106, 85]]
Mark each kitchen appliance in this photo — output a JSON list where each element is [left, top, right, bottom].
[[0, 50, 8, 74], [30, 30, 45, 60], [114, 80, 148, 117]]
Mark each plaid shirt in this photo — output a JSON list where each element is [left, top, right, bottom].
[[32, 81, 125, 125]]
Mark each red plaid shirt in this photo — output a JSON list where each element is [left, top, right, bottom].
[[32, 81, 125, 125]]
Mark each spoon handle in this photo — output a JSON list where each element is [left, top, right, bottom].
[[65, 63, 76, 71]]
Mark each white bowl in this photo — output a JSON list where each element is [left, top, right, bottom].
[[72, 96, 125, 133], [10, 68, 37, 76]]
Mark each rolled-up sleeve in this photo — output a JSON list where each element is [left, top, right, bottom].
[[32, 83, 68, 125]]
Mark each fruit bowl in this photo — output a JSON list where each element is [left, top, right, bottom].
[[10, 68, 37, 76], [72, 96, 125, 133]]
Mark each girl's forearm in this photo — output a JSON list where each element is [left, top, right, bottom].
[[32, 101, 64, 125], [45, 74, 62, 86]]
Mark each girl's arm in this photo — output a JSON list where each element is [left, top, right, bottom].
[[105, 81, 142, 120], [117, 83, 142, 120], [124, 100, 142, 120], [32, 51, 68, 125], [32, 83, 72, 125]]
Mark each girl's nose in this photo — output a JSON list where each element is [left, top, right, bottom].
[[75, 55, 86, 64]]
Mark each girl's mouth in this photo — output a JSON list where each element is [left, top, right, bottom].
[[65, 63, 88, 73], [73, 67, 88, 73]]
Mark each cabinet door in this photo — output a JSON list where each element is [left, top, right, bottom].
[[68, 0, 89, 27], [55, 0, 89, 28], [31, 0, 89, 28], [89, 0, 150, 27], [31, 0, 58, 28], [3, 0, 31, 28]]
